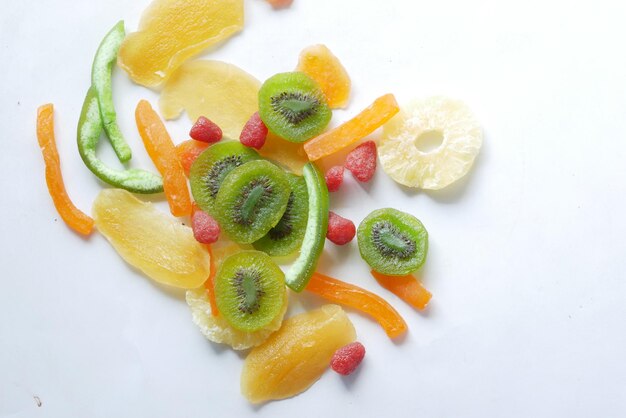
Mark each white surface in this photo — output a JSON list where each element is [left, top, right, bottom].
[[1, 0, 626, 416]]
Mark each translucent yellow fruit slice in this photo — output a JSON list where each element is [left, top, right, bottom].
[[379, 96, 482, 190], [296, 44, 351, 109], [186, 288, 287, 350], [160, 60, 260, 139], [257, 132, 308, 175], [118, 0, 244, 87], [241, 304, 356, 403], [93, 189, 210, 288]]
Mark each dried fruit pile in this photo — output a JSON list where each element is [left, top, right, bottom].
[[35, 0, 482, 404]]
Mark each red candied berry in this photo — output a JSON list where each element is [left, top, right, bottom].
[[326, 211, 356, 245], [190, 116, 223, 143], [192, 208, 221, 244], [331, 342, 366, 376], [345, 140, 377, 182], [325, 166, 344, 192], [240, 112, 268, 150]]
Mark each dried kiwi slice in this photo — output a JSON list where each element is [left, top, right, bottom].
[[215, 160, 291, 244], [357, 208, 428, 276], [253, 174, 308, 257], [258, 72, 331, 143], [215, 251, 286, 332], [189, 141, 259, 215]]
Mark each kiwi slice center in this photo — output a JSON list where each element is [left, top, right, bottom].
[[271, 92, 320, 124], [235, 177, 272, 225], [204, 155, 244, 198], [372, 221, 417, 259], [233, 268, 266, 314], [267, 193, 294, 240]]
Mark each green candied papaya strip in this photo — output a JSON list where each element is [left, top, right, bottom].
[[91, 20, 132, 163], [77, 87, 163, 194], [285, 162, 329, 292]]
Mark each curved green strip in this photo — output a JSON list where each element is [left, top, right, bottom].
[[77, 87, 163, 194], [285, 162, 329, 292], [91, 20, 132, 163]]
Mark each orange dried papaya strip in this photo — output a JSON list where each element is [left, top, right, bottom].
[[135, 100, 192, 216], [204, 244, 219, 317], [371, 270, 432, 311], [176, 139, 209, 177], [305, 272, 407, 339], [36, 104, 94, 236], [303, 94, 399, 161]]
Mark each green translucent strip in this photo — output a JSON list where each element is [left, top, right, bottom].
[[77, 87, 163, 194], [285, 162, 329, 292], [91, 20, 132, 163]]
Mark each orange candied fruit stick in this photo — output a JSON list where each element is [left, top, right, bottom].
[[204, 243, 219, 317], [176, 139, 209, 177], [305, 272, 407, 339], [135, 100, 192, 217], [371, 270, 432, 311], [36, 104, 94, 236], [303, 94, 399, 161]]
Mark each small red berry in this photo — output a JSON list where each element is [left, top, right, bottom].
[[190, 116, 223, 144], [345, 140, 377, 182], [192, 209, 220, 244], [326, 211, 356, 245], [325, 166, 344, 192], [240, 112, 268, 149], [331, 342, 366, 376]]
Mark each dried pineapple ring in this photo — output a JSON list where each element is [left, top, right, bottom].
[[186, 288, 287, 351], [378, 97, 482, 190]]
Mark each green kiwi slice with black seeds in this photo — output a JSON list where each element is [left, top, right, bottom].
[[258, 72, 332, 143], [189, 141, 260, 215], [357, 208, 428, 276], [253, 174, 309, 257], [214, 160, 291, 244], [215, 250, 286, 332]]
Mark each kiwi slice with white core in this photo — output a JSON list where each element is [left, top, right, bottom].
[[258, 72, 331, 143], [214, 160, 291, 244], [214, 251, 286, 332], [357, 208, 428, 276]]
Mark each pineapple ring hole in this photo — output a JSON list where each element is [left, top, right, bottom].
[[414, 130, 444, 153]]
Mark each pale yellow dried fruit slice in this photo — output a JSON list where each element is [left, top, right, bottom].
[[159, 60, 260, 139], [241, 304, 356, 403], [186, 288, 287, 350], [379, 96, 482, 190], [93, 189, 210, 288], [118, 0, 244, 87]]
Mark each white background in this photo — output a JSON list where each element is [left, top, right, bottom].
[[1, 0, 626, 416]]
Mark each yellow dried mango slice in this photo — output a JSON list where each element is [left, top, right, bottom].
[[241, 305, 356, 403], [93, 189, 210, 289], [159, 60, 260, 139], [118, 0, 244, 87]]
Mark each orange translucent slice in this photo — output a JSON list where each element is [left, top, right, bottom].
[[371, 270, 432, 311], [257, 132, 308, 175], [306, 272, 407, 339], [160, 60, 260, 139], [93, 189, 210, 289], [118, 0, 244, 87], [303, 94, 399, 161], [241, 305, 356, 403], [296, 44, 351, 109], [176, 140, 209, 177]]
